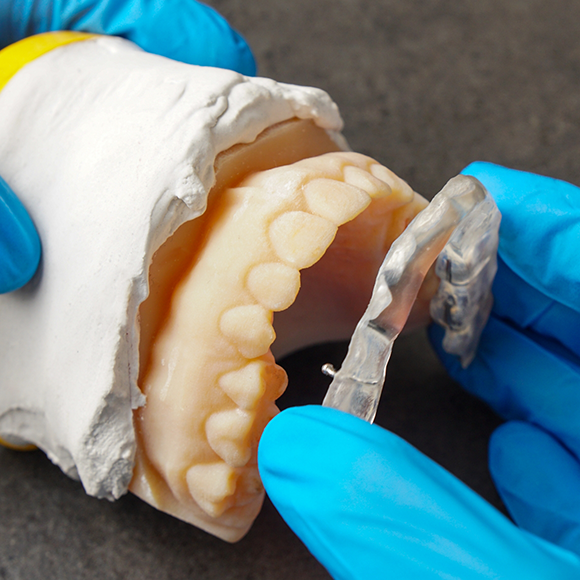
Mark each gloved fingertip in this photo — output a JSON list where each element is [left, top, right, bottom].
[[490, 421, 580, 555], [0, 178, 41, 293], [258, 405, 376, 578], [258, 405, 366, 485]]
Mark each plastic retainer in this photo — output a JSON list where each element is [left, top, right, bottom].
[[322, 175, 501, 423]]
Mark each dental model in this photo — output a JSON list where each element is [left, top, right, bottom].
[[0, 32, 495, 542], [132, 149, 429, 540]]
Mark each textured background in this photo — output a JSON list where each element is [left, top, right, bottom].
[[3, 1, 580, 578]]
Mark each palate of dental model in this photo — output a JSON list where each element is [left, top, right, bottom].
[[0, 32, 431, 542]]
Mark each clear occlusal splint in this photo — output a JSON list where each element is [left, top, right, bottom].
[[322, 175, 501, 423]]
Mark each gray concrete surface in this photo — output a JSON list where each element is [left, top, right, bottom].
[[2, 1, 580, 578]]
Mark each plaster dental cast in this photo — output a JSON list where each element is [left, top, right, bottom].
[[0, 6, 432, 542], [1, 1, 580, 577]]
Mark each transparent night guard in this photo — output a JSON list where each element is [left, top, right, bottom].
[[322, 175, 501, 423]]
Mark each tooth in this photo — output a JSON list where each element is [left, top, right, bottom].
[[303, 178, 371, 225], [240, 161, 309, 192], [219, 361, 287, 410], [220, 305, 275, 358], [331, 151, 375, 170], [343, 166, 392, 200], [296, 154, 346, 179], [186, 462, 238, 518], [370, 164, 414, 207], [265, 401, 280, 421], [263, 363, 288, 400], [247, 262, 300, 311], [206, 408, 255, 467], [369, 163, 400, 187], [269, 211, 337, 269]]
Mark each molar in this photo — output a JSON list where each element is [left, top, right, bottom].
[[293, 153, 348, 179]]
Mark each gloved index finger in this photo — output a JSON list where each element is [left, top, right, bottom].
[[461, 162, 580, 316]]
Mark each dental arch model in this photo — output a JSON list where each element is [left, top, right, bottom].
[[132, 145, 428, 540], [0, 33, 498, 542]]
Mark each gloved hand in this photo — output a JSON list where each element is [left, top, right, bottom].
[[429, 162, 580, 555], [259, 405, 580, 579], [258, 162, 580, 578], [0, 0, 256, 292], [0, 0, 256, 74]]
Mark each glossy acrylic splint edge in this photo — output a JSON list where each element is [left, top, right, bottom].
[[322, 175, 501, 423]]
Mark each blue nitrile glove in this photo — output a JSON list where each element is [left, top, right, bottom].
[[0, 176, 40, 293], [429, 162, 580, 556], [0, 0, 255, 292], [259, 405, 580, 579], [0, 0, 256, 75]]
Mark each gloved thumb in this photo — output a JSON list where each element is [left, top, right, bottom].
[[489, 421, 580, 556], [0, 176, 41, 293], [258, 405, 580, 580]]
